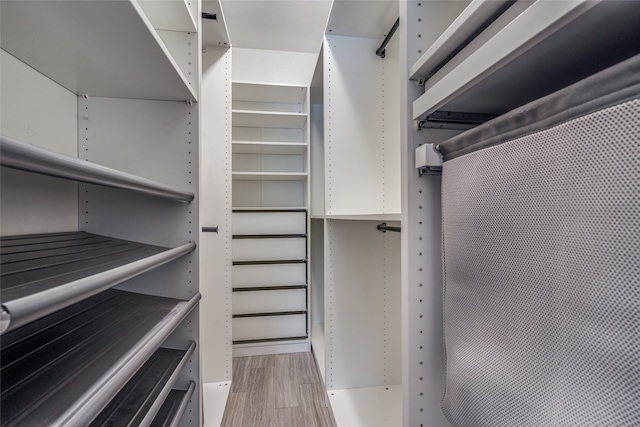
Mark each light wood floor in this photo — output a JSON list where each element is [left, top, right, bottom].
[[221, 352, 335, 427]]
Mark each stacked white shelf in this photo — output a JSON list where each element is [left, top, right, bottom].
[[0, 0, 204, 425], [231, 82, 311, 356]]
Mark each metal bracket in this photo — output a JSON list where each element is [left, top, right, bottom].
[[416, 110, 498, 131], [415, 143, 443, 177]]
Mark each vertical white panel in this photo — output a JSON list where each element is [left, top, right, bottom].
[[324, 35, 401, 216], [0, 50, 78, 235], [200, 45, 232, 383], [310, 103, 325, 217], [400, 1, 463, 425], [310, 219, 325, 324], [326, 219, 401, 390]]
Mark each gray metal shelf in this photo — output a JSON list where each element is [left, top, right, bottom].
[[89, 343, 195, 427], [0, 289, 200, 427], [0, 135, 194, 202], [150, 382, 196, 427], [1, 231, 195, 334]]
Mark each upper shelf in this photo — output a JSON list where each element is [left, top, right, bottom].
[[413, 0, 640, 120], [0, 0, 196, 101], [233, 82, 307, 105], [202, 0, 231, 47], [1, 135, 194, 202], [0, 231, 195, 334], [232, 141, 308, 155], [232, 111, 308, 129], [0, 289, 200, 427], [408, 0, 514, 82]]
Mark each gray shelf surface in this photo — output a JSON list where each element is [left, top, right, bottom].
[[0, 289, 200, 427], [89, 346, 192, 427], [150, 383, 196, 427], [0, 231, 195, 334]]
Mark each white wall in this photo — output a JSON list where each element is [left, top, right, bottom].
[[232, 48, 317, 86], [0, 50, 78, 235]]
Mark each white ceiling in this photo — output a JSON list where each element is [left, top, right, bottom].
[[220, 0, 333, 53]]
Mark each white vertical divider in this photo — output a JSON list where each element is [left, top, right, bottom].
[[401, 1, 467, 426], [201, 45, 232, 383]]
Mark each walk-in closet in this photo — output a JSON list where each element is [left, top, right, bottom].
[[2, 0, 638, 426]]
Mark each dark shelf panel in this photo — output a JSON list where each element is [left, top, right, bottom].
[[0, 289, 200, 427], [90, 344, 195, 427], [232, 259, 307, 266], [233, 336, 309, 345], [232, 234, 307, 239], [0, 232, 195, 334], [150, 382, 195, 427], [233, 310, 307, 319], [232, 208, 307, 213], [233, 285, 307, 292]]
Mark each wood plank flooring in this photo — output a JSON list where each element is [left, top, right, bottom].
[[221, 352, 335, 427]]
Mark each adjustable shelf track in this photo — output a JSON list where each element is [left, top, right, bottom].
[[0, 231, 195, 334], [0, 289, 200, 427], [90, 343, 195, 427]]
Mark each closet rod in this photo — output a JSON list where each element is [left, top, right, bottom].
[[0, 135, 194, 202], [377, 223, 401, 233], [376, 17, 400, 58]]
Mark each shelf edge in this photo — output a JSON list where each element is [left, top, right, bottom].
[[2, 241, 196, 334], [1, 135, 194, 202]]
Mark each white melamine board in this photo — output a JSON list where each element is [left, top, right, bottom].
[[233, 263, 307, 288], [0, 50, 78, 235], [157, 30, 200, 95], [233, 238, 306, 262], [79, 97, 195, 189], [310, 219, 325, 324], [233, 314, 307, 341], [402, 2, 459, 423], [233, 341, 310, 357], [232, 179, 305, 208], [329, 385, 402, 427], [232, 48, 318, 86], [232, 111, 307, 129], [326, 214, 402, 221], [326, 219, 401, 390], [326, 0, 398, 39], [0, 0, 196, 101], [233, 127, 305, 143], [412, 0, 598, 119], [138, 0, 197, 32], [200, 46, 232, 383], [232, 212, 306, 235], [233, 82, 307, 105], [311, 323, 326, 382], [232, 101, 306, 114], [203, 382, 231, 427], [233, 153, 305, 173], [232, 172, 307, 181], [324, 35, 400, 216], [408, 0, 507, 80], [232, 141, 307, 155], [233, 289, 307, 315], [202, 0, 230, 47], [310, 103, 325, 217]]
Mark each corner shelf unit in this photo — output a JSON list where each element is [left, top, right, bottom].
[[1, 0, 203, 425]]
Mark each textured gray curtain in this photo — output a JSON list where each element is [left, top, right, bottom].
[[439, 55, 640, 426]]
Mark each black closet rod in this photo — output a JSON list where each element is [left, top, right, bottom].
[[376, 17, 400, 58], [377, 222, 401, 233]]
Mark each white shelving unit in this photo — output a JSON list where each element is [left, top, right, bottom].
[[231, 81, 311, 356], [309, 2, 403, 425], [0, 0, 204, 425]]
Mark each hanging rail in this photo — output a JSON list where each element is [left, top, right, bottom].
[[377, 223, 401, 233], [376, 18, 400, 58]]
